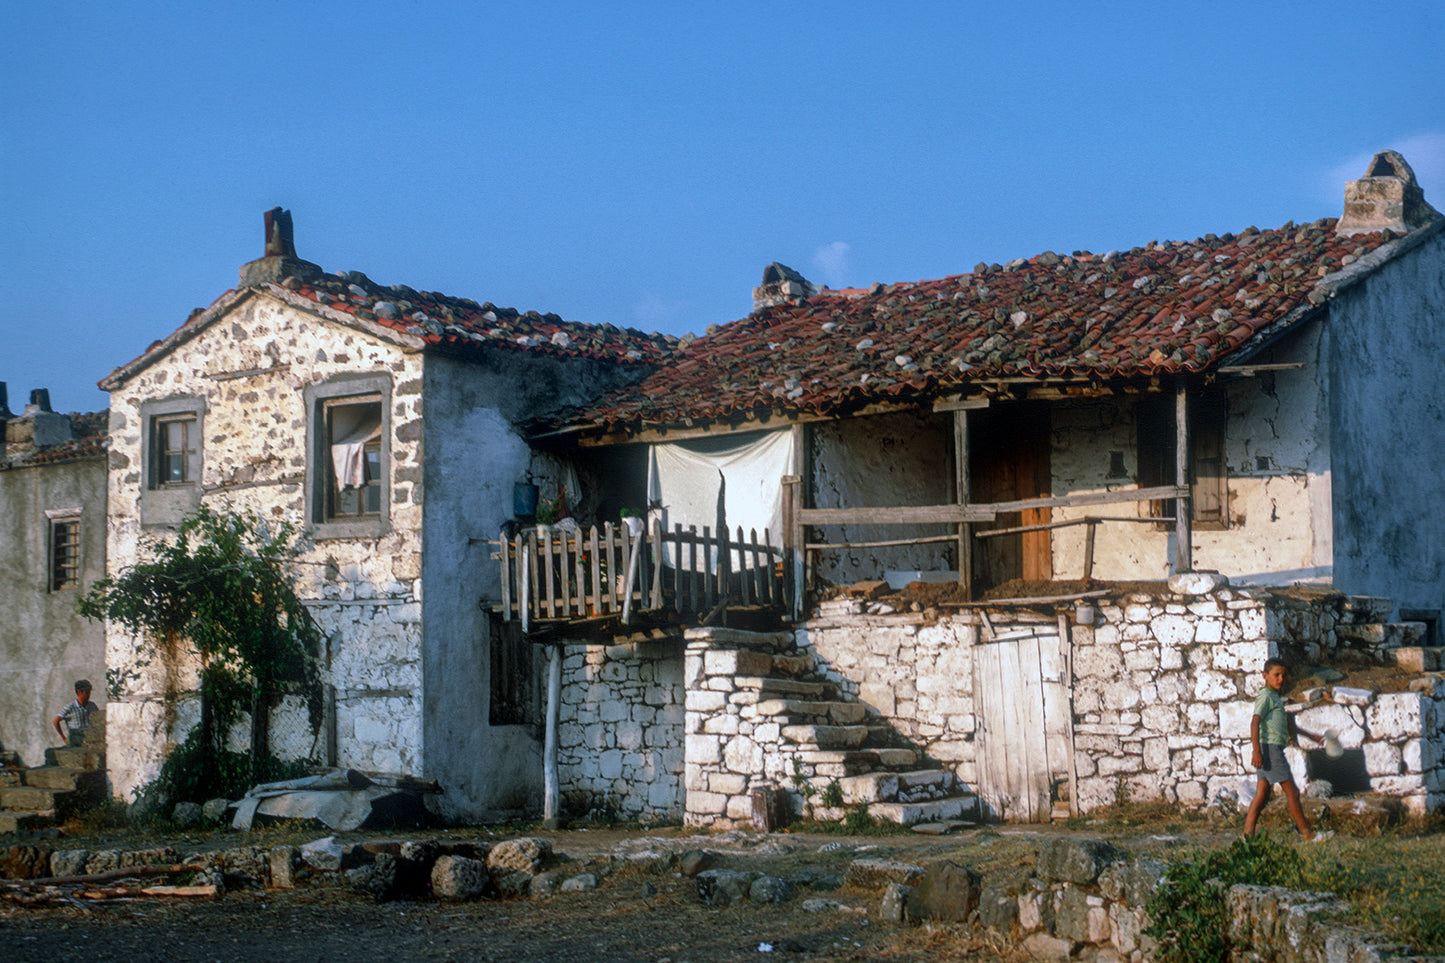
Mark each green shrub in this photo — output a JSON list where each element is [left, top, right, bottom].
[[1145, 834, 1326, 963]]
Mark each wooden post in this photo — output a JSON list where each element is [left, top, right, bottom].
[[542, 642, 562, 829], [1082, 519, 1096, 581], [954, 408, 974, 600], [499, 528, 513, 622], [1174, 383, 1193, 573], [782, 474, 804, 621]]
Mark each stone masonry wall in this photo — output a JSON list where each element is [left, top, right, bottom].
[[788, 585, 1444, 819], [558, 639, 685, 821], [105, 291, 427, 800]]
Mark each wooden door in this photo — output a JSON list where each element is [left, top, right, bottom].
[[970, 406, 1052, 591], [972, 625, 1073, 822]]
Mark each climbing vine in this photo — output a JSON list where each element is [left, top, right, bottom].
[[80, 504, 323, 802]]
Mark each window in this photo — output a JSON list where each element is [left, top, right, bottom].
[[305, 375, 391, 539], [154, 414, 199, 486], [47, 510, 82, 591], [139, 397, 205, 527], [323, 398, 383, 518], [1137, 390, 1228, 529]]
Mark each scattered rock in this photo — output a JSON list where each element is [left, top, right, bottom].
[[696, 868, 758, 907], [492, 870, 535, 898], [50, 849, 89, 878], [172, 801, 204, 828], [202, 798, 231, 824], [679, 849, 719, 877], [0, 845, 52, 880], [1036, 838, 1123, 885], [845, 858, 924, 890], [879, 882, 915, 923], [561, 873, 598, 893], [1304, 780, 1334, 799], [268, 845, 298, 889], [529, 871, 563, 897], [749, 875, 791, 904], [905, 860, 982, 922], [300, 836, 345, 872], [800, 897, 859, 914], [431, 855, 489, 900], [487, 837, 552, 876]]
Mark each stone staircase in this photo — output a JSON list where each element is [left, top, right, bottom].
[[685, 627, 977, 827], [0, 712, 108, 834]]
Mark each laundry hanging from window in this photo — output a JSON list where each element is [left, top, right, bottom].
[[328, 401, 383, 491]]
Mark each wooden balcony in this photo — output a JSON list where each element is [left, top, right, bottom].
[[493, 518, 789, 634]]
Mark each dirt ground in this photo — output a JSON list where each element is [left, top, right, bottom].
[[1, 822, 1244, 963]]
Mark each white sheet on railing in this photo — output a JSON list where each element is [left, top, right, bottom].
[[646, 430, 794, 569]]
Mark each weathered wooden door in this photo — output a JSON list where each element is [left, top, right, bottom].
[[970, 406, 1052, 591], [972, 624, 1073, 822]]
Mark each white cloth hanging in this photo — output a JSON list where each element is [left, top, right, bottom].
[[329, 405, 382, 489]]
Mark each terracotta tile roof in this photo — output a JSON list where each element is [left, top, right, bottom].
[[105, 267, 681, 389], [274, 270, 679, 364], [3, 410, 109, 469], [549, 218, 1396, 435]]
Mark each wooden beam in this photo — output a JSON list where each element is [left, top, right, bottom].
[[953, 408, 974, 600], [933, 397, 992, 412], [542, 643, 562, 829], [1175, 383, 1193, 573]]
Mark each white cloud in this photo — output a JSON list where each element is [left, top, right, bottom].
[[1323, 132, 1445, 207], [811, 241, 852, 288]]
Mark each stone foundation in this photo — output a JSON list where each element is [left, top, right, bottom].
[[557, 639, 685, 821]]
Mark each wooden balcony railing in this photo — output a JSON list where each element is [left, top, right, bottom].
[[494, 519, 788, 630]]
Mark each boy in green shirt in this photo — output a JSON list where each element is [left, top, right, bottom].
[[1242, 658, 1315, 840]]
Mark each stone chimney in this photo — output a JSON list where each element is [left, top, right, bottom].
[[7, 387, 73, 448], [238, 207, 324, 287], [752, 263, 818, 312], [1336, 150, 1441, 236]]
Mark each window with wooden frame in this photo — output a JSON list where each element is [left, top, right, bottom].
[[1136, 390, 1228, 530], [304, 375, 390, 539], [48, 512, 81, 591], [152, 413, 199, 487], [322, 397, 384, 519]]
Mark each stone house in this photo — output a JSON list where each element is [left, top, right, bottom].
[[97, 209, 675, 821], [0, 386, 109, 772], [516, 151, 1445, 823]]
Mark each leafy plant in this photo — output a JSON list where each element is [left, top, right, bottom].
[[80, 504, 323, 803], [1145, 834, 1326, 963], [821, 779, 845, 809]]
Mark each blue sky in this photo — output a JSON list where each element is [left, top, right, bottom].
[[4, 1, 1443, 413]]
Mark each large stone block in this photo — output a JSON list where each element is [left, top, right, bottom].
[[905, 861, 981, 922], [1036, 838, 1123, 885], [1366, 692, 1425, 741]]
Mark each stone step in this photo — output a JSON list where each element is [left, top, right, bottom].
[[1336, 622, 1425, 649], [799, 747, 919, 777], [1341, 596, 1394, 623], [755, 699, 867, 725], [734, 677, 833, 699], [684, 626, 795, 652], [870, 794, 979, 826], [1394, 647, 1444, 673], [836, 769, 957, 805], [781, 724, 869, 749], [0, 785, 68, 812], [0, 810, 53, 834], [768, 653, 815, 677], [24, 766, 106, 794], [46, 747, 105, 770]]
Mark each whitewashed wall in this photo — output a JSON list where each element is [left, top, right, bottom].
[[810, 410, 954, 585], [104, 291, 427, 801], [1326, 225, 1445, 617]]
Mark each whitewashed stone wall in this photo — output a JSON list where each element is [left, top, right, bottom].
[[104, 290, 427, 800], [557, 639, 684, 821], [1049, 325, 1331, 586], [789, 587, 1444, 818], [810, 410, 953, 585]]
